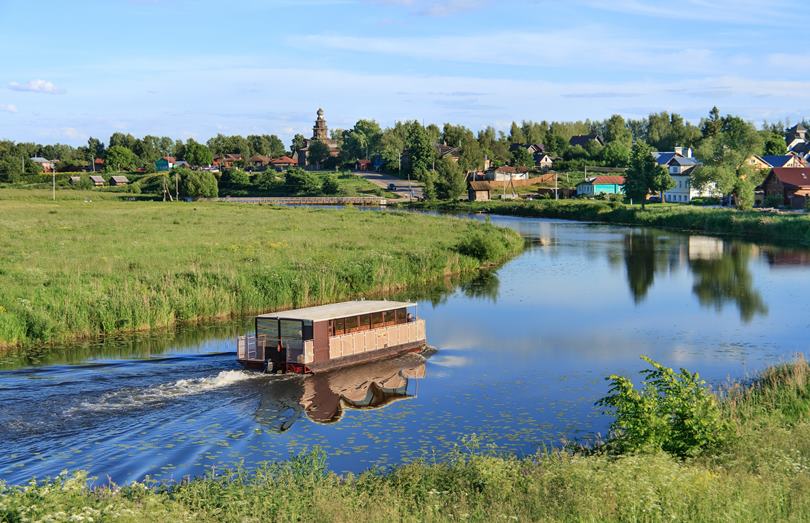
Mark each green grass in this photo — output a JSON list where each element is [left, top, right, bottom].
[[0, 190, 523, 347], [4, 358, 810, 522], [429, 199, 810, 247]]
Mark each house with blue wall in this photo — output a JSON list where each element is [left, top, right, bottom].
[[576, 175, 625, 196]]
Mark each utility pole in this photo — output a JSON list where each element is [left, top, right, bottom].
[[554, 171, 558, 200], [52, 165, 55, 201]]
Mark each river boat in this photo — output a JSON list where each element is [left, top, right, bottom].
[[237, 300, 427, 374]]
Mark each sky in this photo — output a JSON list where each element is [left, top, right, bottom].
[[1, 0, 808, 147]]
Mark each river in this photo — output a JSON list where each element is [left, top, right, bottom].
[[1, 214, 808, 484]]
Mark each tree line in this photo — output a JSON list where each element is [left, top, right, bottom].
[[0, 107, 804, 207]]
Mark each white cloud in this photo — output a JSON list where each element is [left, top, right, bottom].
[[290, 30, 717, 74], [571, 0, 796, 24], [0, 104, 17, 113], [368, 0, 485, 15], [9, 79, 64, 94]]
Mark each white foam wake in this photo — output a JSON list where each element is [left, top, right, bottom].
[[75, 370, 261, 413]]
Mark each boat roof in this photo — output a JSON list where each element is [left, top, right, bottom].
[[257, 300, 416, 322]]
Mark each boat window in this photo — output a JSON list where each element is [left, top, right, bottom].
[[257, 318, 279, 340], [384, 310, 395, 325], [360, 314, 371, 330], [371, 312, 384, 328], [280, 319, 303, 340], [302, 320, 313, 340], [345, 315, 359, 333], [335, 318, 345, 335]]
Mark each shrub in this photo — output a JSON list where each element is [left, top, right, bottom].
[[764, 194, 784, 208], [177, 168, 218, 199], [597, 356, 729, 457], [285, 168, 321, 195], [321, 175, 340, 195], [457, 227, 508, 262]]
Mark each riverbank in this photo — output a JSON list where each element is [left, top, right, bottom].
[[0, 190, 523, 347], [422, 200, 810, 247], [3, 358, 810, 521]]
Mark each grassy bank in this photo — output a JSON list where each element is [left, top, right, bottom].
[[429, 199, 810, 247], [3, 358, 810, 521], [0, 190, 523, 347]]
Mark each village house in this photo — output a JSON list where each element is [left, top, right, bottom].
[[270, 156, 298, 171], [468, 181, 491, 202], [155, 156, 175, 172], [435, 143, 461, 163], [30, 156, 54, 173], [109, 175, 129, 186], [535, 153, 554, 171], [93, 158, 105, 171], [747, 154, 806, 170], [757, 167, 810, 208], [213, 154, 243, 169], [786, 124, 808, 151], [249, 155, 273, 169], [483, 165, 529, 182], [89, 175, 105, 186], [569, 134, 604, 148], [576, 175, 625, 196], [654, 146, 717, 203], [297, 108, 341, 168], [69, 175, 81, 185]]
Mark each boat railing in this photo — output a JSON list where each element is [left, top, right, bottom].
[[237, 334, 267, 362], [328, 319, 425, 360]]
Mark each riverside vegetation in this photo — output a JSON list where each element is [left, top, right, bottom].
[[429, 199, 810, 247], [0, 189, 523, 347], [3, 356, 810, 521]]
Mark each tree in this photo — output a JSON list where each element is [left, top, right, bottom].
[[435, 157, 466, 200], [511, 147, 534, 168], [322, 175, 340, 195], [105, 145, 138, 172], [420, 167, 437, 202], [289, 134, 306, 156], [508, 122, 525, 144], [267, 135, 286, 157], [184, 141, 213, 167], [178, 167, 218, 199], [701, 106, 722, 138], [285, 168, 321, 195], [625, 141, 661, 208], [307, 140, 331, 169], [405, 123, 434, 180], [650, 162, 675, 201], [87, 137, 105, 163], [0, 156, 23, 183], [602, 141, 631, 167], [762, 132, 786, 156], [222, 168, 249, 188]]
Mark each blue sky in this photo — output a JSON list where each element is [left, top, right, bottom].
[[1, 0, 808, 146]]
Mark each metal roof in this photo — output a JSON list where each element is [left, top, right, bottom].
[[257, 300, 416, 322]]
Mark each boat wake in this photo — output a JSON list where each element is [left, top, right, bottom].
[[75, 370, 263, 413]]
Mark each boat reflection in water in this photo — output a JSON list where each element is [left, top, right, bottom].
[[254, 353, 427, 430]]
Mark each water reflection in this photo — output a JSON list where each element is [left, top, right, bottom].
[[690, 244, 768, 322], [254, 353, 427, 430], [621, 231, 767, 322]]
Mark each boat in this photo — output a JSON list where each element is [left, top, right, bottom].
[[236, 300, 427, 374]]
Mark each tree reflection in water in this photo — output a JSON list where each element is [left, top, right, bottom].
[[622, 231, 767, 322], [459, 270, 500, 303], [623, 233, 658, 303], [689, 244, 767, 323]]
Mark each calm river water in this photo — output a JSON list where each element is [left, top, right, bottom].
[[2, 214, 809, 484]]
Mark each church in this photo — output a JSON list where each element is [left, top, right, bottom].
[[297, 108, 341, 168]]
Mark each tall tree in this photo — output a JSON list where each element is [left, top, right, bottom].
[[290, 134, 307, 155], [405, 123, 434, 180], [184, 141, 213, 167], [435, 157, 466, 200], [104, 145, 138, 172], [307, 140, 330, 169], [624, 141, 662, 208]]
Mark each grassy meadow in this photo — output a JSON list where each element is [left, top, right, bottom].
[[431, 199, 810, 247], [0, 189, 523, 347], [4, 358, 810, 521]]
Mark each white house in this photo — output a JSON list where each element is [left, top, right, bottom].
[[484, 166, 529, 182], [654, 146, 718, 203]]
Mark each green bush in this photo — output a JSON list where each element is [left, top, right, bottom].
[[177, 168, 218, 199], [457, 227, 508, 262], [597, 356, 729, 457], [321, 175, 340, 195], [764, 194, 784, 208]]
